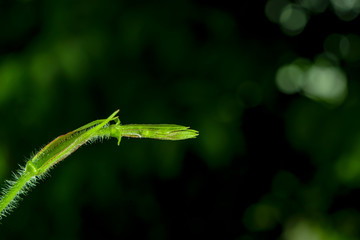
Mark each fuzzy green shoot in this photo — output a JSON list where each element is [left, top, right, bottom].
[[0, 110, 198, 220]]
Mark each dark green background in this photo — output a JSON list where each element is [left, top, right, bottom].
[[1, 0, 360, 239]]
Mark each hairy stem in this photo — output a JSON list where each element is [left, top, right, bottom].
[[0, 172, 33, 215], [0, 110, 198, 220]]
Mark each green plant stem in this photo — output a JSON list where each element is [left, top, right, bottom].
[[0, 110, 198, 220], [0, 172, 33, 214]]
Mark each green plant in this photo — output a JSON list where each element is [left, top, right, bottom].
[[0, 110, 198, 220]]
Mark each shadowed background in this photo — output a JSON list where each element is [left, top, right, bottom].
[[1, 0, 360, 239]]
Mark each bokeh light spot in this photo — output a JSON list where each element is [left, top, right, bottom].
[[276, 57, 347, 105], [330, 0, 360, 21], [335, 135, 360, 186], [303, 64, 347, 104], [339, 35, 350, 57], [265, 0, 289, 23], [283, 219, 322, 240], [243, 202, 280, 231], [323, 34, 360, 61], [330, 0, 360, 12], [55, 39, 88, 81], [276, 64, 305, 94], [0, 59, 23, 105], [30, 52, 58, 87], [300, 0, 328, 13], [279, 4, 308, 35]]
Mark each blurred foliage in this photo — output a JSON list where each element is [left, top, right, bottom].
[[2, 0, 360, 239]]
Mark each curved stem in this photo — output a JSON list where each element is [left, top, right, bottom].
[[0, 110, 198, 220]]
